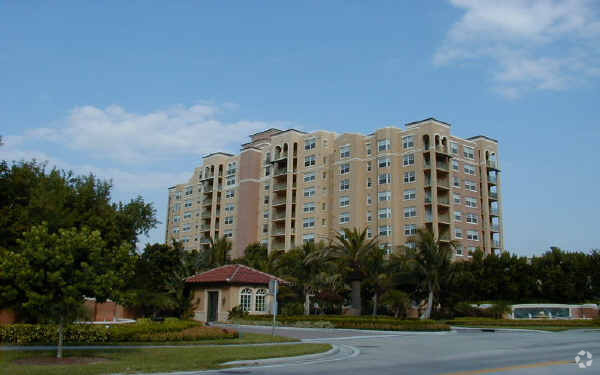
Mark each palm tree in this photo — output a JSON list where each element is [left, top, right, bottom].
[[208, 237, 232, 267], [409, 228, 454, 319], [319, 228, 379, 316]]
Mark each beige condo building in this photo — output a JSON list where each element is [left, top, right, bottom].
[[166, 118, 503, 260]]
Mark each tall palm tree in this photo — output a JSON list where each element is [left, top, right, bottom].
[[208, 237, 232, 267], [319, 228, 379, 316], [409, 228, 454, 319]]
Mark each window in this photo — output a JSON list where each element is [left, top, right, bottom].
[[453, 194, 461, 204], [366, 143, 372, 155], [175, 191, 182, 200], [339, 230, 348, 240], [379, 225, 392, 236], [367, 211, 372, 222], [224, 216, 233, 225], [403, 135, 414, 148], [304, 202, 316, 213], [303, 234, 315, 243], [455, 245, 464, 256], [227, 162, 237, 175], [378, 157, 391, 168], [378, 208, 392, 219], [224, 204, 235, 213], [378, 191, 391, 201], [367, 195, 372, 205], [367, 161, 372, 171], [455, 211, 462, 221], [182, 236, 190, 243], [455, 228, 463, 239], [404, 224, 417, 236], [173, 227, 180, 233], [467, 246, 477, 255], [367, 228, 373, 238], [265, 184, 270, 191], [465, 180, 477, 192], [173, 215, 181, 223], [405, 241, 416, 249], [380, 243, 393, 255], [464, 164, 476, 176], [450, 142, 459, 154], [404, 189, 416, 200], [304, 187, 316, 197], [378, 139, 391, 152], [404, 206, 417, 218], [265, 166, 271, 176], [304, 138, 316, 150], [183, 200, 192, 208], [465, 197, 478, 208], [224, 229, 233, 238], [453, 177, 461, 188], [404, 171, 416, 183], [379, 173, 392, 184], [173, 203, 181, 212], [304, 155, 316, 167], [340, 145, 351, 158], [304, 172, 316, 182], [340, 179, 350, 191], [255, 289, 267, 312], [367, 177, 372, 188], [339, 212, 350, 224], [264, 196, 269, 204], [225, 189, 235, 198], [184, 186, 193, 196], [183, 224, 191, 232], [227, 176, 236, 186], [452, 159, 459, 171], [183, 212, 192, 219], [340, 196, 350, 207], [466, 213, 478, 224], [340, 163, 350, 174], [464, 146, 475, 160], [263, 224, 268, 233], [403, 153, 415, 166], [263, 212, 269, 219], [303, 217, 316, 228], [240, 288, 252, 312], [467, 230, 479, 241]]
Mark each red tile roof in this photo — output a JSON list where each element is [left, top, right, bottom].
[[185, 264, 287, 285]]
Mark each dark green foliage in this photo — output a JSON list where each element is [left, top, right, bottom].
[[227, 305, 248, 319], [0, 320, 238, 344]]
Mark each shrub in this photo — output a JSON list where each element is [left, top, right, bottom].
[[488, 302, 512, 319], [281, 302, 304, 316], [0, 319, 238, 345], [447, 319, 600, 327], [228, 305, 248, 319]]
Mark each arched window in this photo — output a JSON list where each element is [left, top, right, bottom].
[[255, 289, 267, 312], [240, 288, 253, 312]]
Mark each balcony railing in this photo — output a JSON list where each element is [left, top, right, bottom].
[[273, 153, 288, 161], [273, 183, 287, 191], [436, 162, 449, 171], [488, 175, 497, 184], [492, 239, 501, 248], [490, 207, 499, 216], [200, 224, 210, 231], [490, 224, 500, 232], [271, 229, 286, 236], [487, 160, 500, 170], [436, 145, 449, 154], [438, 196, 450, 205], [272, 198, 287, 206], [438, 180, 450, 189], [204, 186, 214, 193], [425, 196, 432, 203], [425, 215, 433, 222], [202, 198, 212, 206], [200, 174, 214, 181], [272, 213, 286, 221], [439, 233, 451, 242], [439, 214, 451, 223], [489, 191, 498, 199], [424, 160, 432, 169], [274, 168, 287, 176], [201, 211, 212, 219]]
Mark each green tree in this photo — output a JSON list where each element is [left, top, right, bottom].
[[235, 242, 268, 270], [207, 237, 232, 267], [0, 223, 134, 358], [381, 289, 411, 318], [318, 228, 378, 316], [409, 228, 454, 319]]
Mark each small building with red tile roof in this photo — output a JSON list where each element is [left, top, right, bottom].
[[185, 264, 287, 322]]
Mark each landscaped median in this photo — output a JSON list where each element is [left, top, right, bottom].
[[231, 315, 451, 331], [447, 317, 600, 331], [0, 344, 332, 375]]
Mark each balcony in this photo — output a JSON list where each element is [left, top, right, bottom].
[[272, 153, 288, 162], [436, 162, 449, 172], [488, 175, 497, 184], [201, 211, 212, 219], [272, 213, 286, 221], [435, 145, 450, 155], [425, 179, 432, 188], [438, 196, 450, 206], [492, 239, 501, 248], [437, 180, 450, 190], [200, 174, 214, 181], [274, 168, 288, 177], [271, 229, 286, 236], [273, 183, 287, 192], [488, 191, 498, 200], [490, 207, 499, 216], [439, 233, 451, 242], [490, 224, 500, 232], [425, 196, 433, 204], [425, 215, 433, 223], [486, 160, 500, 170], [199, 237, 211, 245], [200, 224, 210, 231], [272, 197, 287, 206], [438, 214, 451, 224], [202, 198, 212, 206], [204, 185, 214, 193], [424, 160, 432, 169]]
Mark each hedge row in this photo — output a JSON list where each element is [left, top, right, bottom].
[[448, 319, 600, 327], [234, 315, 450, 331], [0, 320, 238, 345]]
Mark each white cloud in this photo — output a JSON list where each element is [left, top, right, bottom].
[[26, 103, 283, 163], [436, 0, 600, 97]]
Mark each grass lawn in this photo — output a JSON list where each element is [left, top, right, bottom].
[[0, 343, 331, 375], [455, 325, 572, 332]]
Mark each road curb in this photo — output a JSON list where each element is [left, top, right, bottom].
[[226, 323, 451, 335], [451, 326, 552, 334], [221, 344, 339, 366]]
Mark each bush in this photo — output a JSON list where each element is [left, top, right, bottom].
[[281, 302, 304, 316], [447, 319, 600, 327], [228, 305, 248, 319], [0, 319, 239, 345]]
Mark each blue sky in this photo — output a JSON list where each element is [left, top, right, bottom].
[[1, 1, 599, 255]]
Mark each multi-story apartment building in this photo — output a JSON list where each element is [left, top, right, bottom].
[[166, 118, 503, 259]]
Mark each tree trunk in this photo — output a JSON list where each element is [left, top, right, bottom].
[[421, 289, 434, 320], [304, 287, 310, 316], [394, 308, 399, 319], [57, 318, 64, 359], [372, 292, 377, 317], [351, 280, 361, 316]]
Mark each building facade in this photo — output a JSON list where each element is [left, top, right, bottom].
[[166, 118, 503, 259]]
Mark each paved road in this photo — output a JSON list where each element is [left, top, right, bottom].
[[211, 325, 600, 375]]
